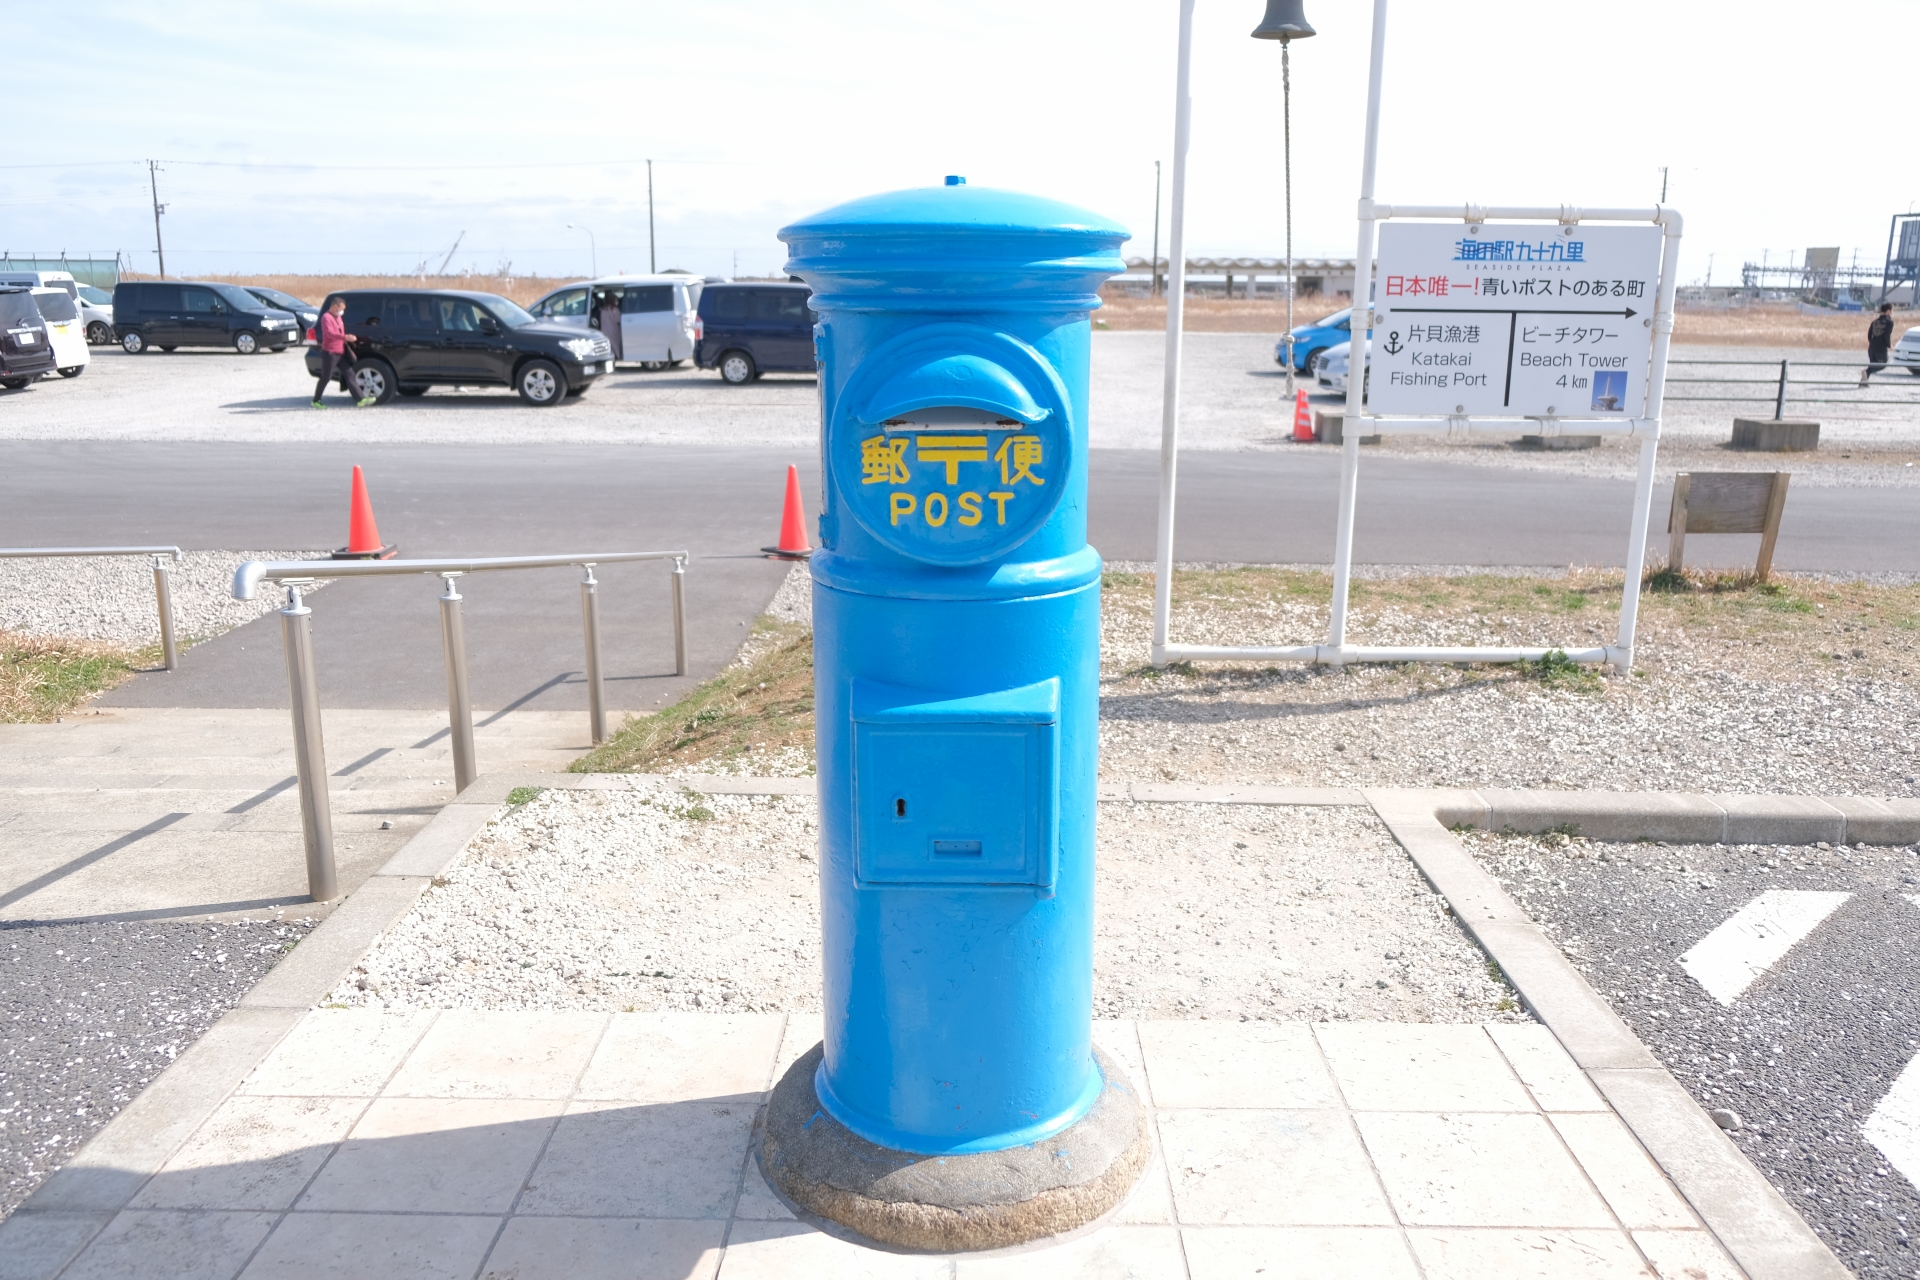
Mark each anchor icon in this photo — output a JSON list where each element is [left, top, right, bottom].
[[1383, 331, 1404, 356]]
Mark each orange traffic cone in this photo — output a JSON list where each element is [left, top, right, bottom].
[[1291, 388, 1315, 442], [331, 465, 398, 560], [763, 465, 812, 560]]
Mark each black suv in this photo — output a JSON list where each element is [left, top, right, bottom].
[[0, 287, 58, 388], [306, 290, 612, 406], [695, 282, 816, 384], [112, 281, 300, 354]]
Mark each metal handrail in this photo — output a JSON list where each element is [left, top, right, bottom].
[[1663, 358, 1920, 414], [233, 549, 689, 901], [0, 545, 183, 670]]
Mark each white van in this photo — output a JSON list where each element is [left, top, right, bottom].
[[0, 271, 113, 344], [526, 274, 702, 368], [30, 287, 89, 377]]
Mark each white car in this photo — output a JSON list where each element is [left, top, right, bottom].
[[30, 287, 88, 378], [526, 274, 703, 369], [1891, 326, 1920, 375], [1311, 338, 1369, 399]]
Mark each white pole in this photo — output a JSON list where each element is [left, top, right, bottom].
[[1150, 0, 1197, 667], [1327, 0, 1390, 660], [1613, 207, 1685, 672]]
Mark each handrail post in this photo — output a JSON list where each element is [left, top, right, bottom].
[[1774, 359, 1788, 420], [671, 555, 688, 677], [280, 584, 338, 901], [580, 564, 605, 743], [438, 573, 477, 794], [152, 554, 177, 671]]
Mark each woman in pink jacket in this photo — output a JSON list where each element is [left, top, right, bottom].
[[312, 298, 373, 407]]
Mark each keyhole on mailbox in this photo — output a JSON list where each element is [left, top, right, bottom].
[[895, 797, 907, 819]]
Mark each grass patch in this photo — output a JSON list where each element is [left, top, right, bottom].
[[0, 631, 152, 723], [1519, 649, 1602, 693], [572, 620, 815, 773], [505, 786, 545, 806]]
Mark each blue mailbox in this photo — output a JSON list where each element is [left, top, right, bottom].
[[773, 179, 1132, 1197]]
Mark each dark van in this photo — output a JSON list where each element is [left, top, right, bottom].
[[0, 287, 57, 388], [113, 281, 300, 355], [305, 289, 612, 406], [694, 282, 816, 384]]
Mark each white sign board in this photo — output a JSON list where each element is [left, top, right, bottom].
[[1370, 222, 1662, 418]]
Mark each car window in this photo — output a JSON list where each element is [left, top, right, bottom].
[[541, 288, 588, 318], [141, 284, 182, 312], [749, 290, 807, 322], [706, 290, 748, 322], [436, 298, 487, 332], [473, 294, 537, 327], [341, 296, 382, 329], [78, 285, 113, 305], [182, 288, 226, 314], [381, 295, 435, 332], [624, 285, 672, 314], [0, 292, 40, 326], [32, 292, 78, 323]]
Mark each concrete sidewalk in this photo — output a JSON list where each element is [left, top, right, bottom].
[[4, 1009, 1742, 1280]]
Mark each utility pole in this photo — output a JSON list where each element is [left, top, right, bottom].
[[1659, 165, 1668, 203], [1150, 160, 1162, 298], [647, 159, 656, 274], [147, 160, 167, 278]]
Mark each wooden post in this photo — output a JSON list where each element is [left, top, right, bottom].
[[1755, 472, 1790, 581], [1666, 473, 1692, 572]]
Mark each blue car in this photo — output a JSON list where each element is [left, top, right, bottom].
[[1275, 307, 1356, 373]]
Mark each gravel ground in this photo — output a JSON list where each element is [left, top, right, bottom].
[[325, 788, 1522, 1025], [1098, 574, 1920, 798], [0, 550, 327, 646], [0, 916, 314, 1220], [1471, 832, 1920, 1280]]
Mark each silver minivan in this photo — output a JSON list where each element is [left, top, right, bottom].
[[526, 274, 702, 369]]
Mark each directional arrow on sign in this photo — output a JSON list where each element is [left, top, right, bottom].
[[1389, 307, 1638, 319]]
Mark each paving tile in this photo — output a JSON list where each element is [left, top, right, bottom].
[[479, 1217, 725, 1279], [734, 1151, 797, 1222], [954, 1225, 1185, 1278], [1113, 1117, 1176, 1226], [384, 1010, 608, 1099], [130, 1095, 364, 1210], [0, 1213, 112, 1280], [1549, 1113, 1698, 1230], [1139, 1022, 1340, 1110], [517, 1097, 757, 1219], [716, 1220, 953, 1278], [1355, 1113, 1615, 1228], [1091, 1020, 1150, 1106], [296, 1097, 560, 1214], [1316, 1024, 1533, 1112], [1181, 1226, 1421, 1278], [1404, 1228, 1653, 1279], [576, 1013, 784, 1102], [1157, 1110, 1394, 1226], [774, 1012, 824, 1082], [241, 1212, 501, 1280], [1483, 1023, 1606, 1112], [238, 1009, 435, 1097], [1630, 1229, 1745, 1280], [60, 1210, 277, 1280]]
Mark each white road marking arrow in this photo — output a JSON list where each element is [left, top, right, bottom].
[[1677, 890, 1852, 1005], [1866, 1051, 1920, 1187]]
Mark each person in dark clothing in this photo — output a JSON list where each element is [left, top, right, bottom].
[[1860, 302, 1897, 386]]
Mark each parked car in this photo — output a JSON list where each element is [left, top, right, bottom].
[[30, 287, 88, 377], [1275, 307, 1358, 374], [0, 269, 78, 299], [1892, 326, 1920, 375], [527, 274, 702, 368], [1311, 339, 1370, 399], [113, 281, 300, 354], [694, 282, 816, 384], [76, 284, 115, 344], [243, 286, 320, 344], [304, 288, 612, 406], [0, 287, 58, 388]]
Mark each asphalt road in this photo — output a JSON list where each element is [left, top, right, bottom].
[[2, 439, 1915, 710], [1482, 837, 1920, 1280]]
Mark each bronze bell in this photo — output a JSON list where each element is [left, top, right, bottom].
[[1251, 0, 1315, 40]]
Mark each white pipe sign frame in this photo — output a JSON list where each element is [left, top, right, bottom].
[[1149, 0, 1683, 675]]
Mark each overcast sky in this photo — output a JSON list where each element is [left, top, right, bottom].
[[7, 1, 1915, 285]]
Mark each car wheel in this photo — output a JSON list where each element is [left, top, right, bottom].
[[348, 359, 397, 405], [1301, 346, 1325, 373], [516, 359, 565, 406], [0, 377, 30, 390], [57, 366, 84, 379], [397, 386, 429, 397], [86, 322, 111, 345], [121, 332, 146, 354], [719, 351, 756, 385], [234, 330, 259, 355]]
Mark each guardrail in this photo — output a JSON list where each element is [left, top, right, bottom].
[[233, 551, 688, 900], [1667, 358, 1920, 416], [0, 546, 182, 670]]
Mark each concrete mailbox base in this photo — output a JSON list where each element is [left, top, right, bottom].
[[761, 1043, 1149, 1252], [1731, 417, 1820, 451]]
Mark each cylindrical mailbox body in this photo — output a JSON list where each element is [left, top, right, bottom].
[[780, 186, 1127, 1155]]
